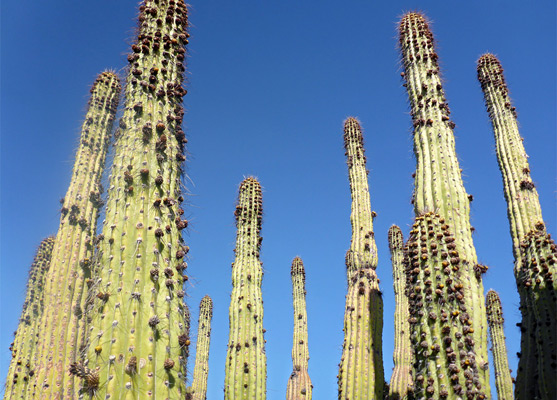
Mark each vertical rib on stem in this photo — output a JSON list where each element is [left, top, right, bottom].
[[191, 295, 213, 400]]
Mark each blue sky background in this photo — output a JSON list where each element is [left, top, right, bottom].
[[1, 1, 555, 398]]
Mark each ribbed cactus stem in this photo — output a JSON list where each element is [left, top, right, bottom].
[[27, 71, 120, 399], [4, 237, 55, 399], [338, 118, 384, 399], [387, 226, 412, 399], [486, 290, 514, 400], [225, 177, 266, 399], [73, 2, 191, 398], [477, 53, 557, 399], [286, 257, 312, 400], [191, 295, 213, 400], [398, 13, 490, 394]]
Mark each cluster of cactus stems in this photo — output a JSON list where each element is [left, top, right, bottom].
[[398, 12, 491, 396], [477, 53, 557, 400], [189, 295, 213, 400], [338, 118, 384, 399], [387, 226, 412, 399], [225, 177, 267, 399], [286, 257, 312, 400], [485, 290, 514, 400], [5, 237, 55, 399]]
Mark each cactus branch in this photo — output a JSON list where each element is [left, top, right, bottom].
[[191, 296, 213, 400]]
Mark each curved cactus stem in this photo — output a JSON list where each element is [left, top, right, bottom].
[[337, 118, 384, 400], [225, 177, 267, 399], [387, 226, 412, 400], [190, 295, 213, 400], [286, 257, 312, 400]]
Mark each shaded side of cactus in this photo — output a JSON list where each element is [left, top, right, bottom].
[[225, 177, 266, 399], [477, 53, 557, 399], [190, 295, 213, 400], [398, 13, 490, 394], [406, 212, 484, 399], [338, 118, 384, 399], [486, 290, 514, 400], [73, 1, 191, 398], [286, 257, 312, 400], [4, 237, 55, 399], [27, 71, 120, 399], [387, 226, 412, 399]]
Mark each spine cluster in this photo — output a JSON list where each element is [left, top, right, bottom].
[[191, 295, 213, 400]]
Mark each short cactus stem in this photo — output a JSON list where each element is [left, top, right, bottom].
[[486, 290, 514, 400], [27, 71, 120, 399], [75, 1, 191, 398], [4, 237, 55, 399], [191, 295, 213, 400], [387, 226, 412, 399], [286, 257, 312, 400], [225, 177, 267, 399], [398, 13, 490, 395], [337, 118, 384, 400]]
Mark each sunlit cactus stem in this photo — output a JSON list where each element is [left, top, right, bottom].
[[225, 177, 267, 399], [485, 290, 514, 400], [477, 53, 557, 400], [337, 118, 384, 400], [74, 1, 191, 398], [387, 226, 412, 400], [190, 295, 213, 400], [4, 237, 55, 400], [286, 257, 312, 400], [398, 12, 490, 395]]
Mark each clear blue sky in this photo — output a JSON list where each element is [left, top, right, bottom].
[[1, 1, 555, 398]]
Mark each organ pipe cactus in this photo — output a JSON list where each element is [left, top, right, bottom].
[[72, 1, 191, 398], [398, 12, 490, 396], [485, 290, 514, 400], [190, 295, 213, 400], [477, 53, 557, 400], [387, 226, 412, 400], [4, 237, 55, 399], [338, 118, 384, 399], [27, 72, 120, 399], [225, 177, 266, 399], [286, 257, 312, 400]]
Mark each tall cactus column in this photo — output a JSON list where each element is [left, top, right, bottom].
[[5, 237, 55, 400], [72, 1, 191, 398], [225, 177, 267, 399], [29, 72, 120, 399], [337, 118, 384, 400], [191, 295, 213, 400], [286, 257, 312, 400], [477, 54, 556, 400], [398, 13, 490, 395]]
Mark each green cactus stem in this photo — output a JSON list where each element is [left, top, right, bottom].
[[225, 177, 266, 399], [337, 118, 384, 400], [4, 237, 55, 400], [387, 226, 412, 400], [477, 53, 557, 400], [398, 13, 490, 395], [72, 1, 191, 398], [406, 212, 485, 399], [286, 257, 312, 400], [26, 71, 120, 399], [485, 290, 514, 400], [190, 295, 213, 400]]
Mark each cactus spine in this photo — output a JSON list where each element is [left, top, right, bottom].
[[398, 13, 490, 396], [225, 177, 266, 399], [72, 1, 191, 398], [4, 237, 55, 399], [338, 118, 384, 399], [485, 290, 514, 400], [286, 257, 312, 400], [190, 295, 213, 400], [387, 226, 412, 399], [26, 72, 120, 399], [477, 53, 557, 400]]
